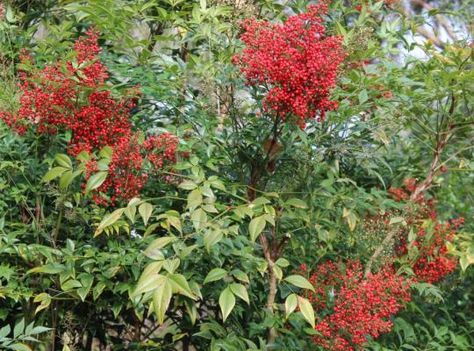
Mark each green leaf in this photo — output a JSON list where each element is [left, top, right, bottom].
[[284, 275, 315, 292], [298, 296, 315, 328], [285, 293, 298, 318], [145, 236, 176, 254], [342, 208, 357, 231], [134, 273, 164, 296], [29, 326, 50, 335], [144, 223, 160, 237], [152, 276, 173, 324], [27, 263, 65, 275], [76, 151, 90, 163], [85, 171, 108, 192], [230, 283, 249, 304], [203, 229, 223, 251], [169, 274, 196, 300], [249, 215, 266, 242], [191, 208, 207, 230], [10, 343, 32, 351], [99, 146, 113, 159], [0, 325, 11, 339], [230, 270, 249, 283], [273, 265, 283, 280], [94, 208, 124, 236], [59, 170, 74, 190], [286, 198, 308, 209], [163, 258, 180, 274], [219, 287, 236, 322], [14, 319, 25, 338], [33, 293, 52, 315], [139, 202, 154, 226], [187, 189, 202, 210], [55, 154, 72, 169], [61, 279, 82, 291], [275, 258, 290, 267], [179, 180, 197, 190], [389, 216, 406, 225], [204, 268, 227, 284], [42, 167, 68, 182], [358, 89, 368, 104], [77, 285, 91, 302]]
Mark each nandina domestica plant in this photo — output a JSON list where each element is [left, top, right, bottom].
[[0, 0, 472, 350], [0, 30, 181, 204]]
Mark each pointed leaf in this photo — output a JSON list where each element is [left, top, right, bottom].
[[139, 202, 154, 226], [152, 276, 173, 324], [95, 208, 124, 236], [230, 283, 249, 304], [187, 189, 202, 210], [86, 171, 108, 192], [55, 154, 72, 169], [298, 296, 315, 328], [286, 198, 308, 209], [169, 274, 196, 300], [249, 215, 266, 242], [42, 167, 68, 182], [219, 287, 235, 322], [204, 268, 227, 284], [285, 293, 298, 318], [284, 275, 315, 292]]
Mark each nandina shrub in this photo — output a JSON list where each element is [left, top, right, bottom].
[[0, 29, 181, 204], [305, 260, 411, 351], [233, 0, 345, 127]]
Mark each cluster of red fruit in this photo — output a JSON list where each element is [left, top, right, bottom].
[[0, 30, 180, 204], [303, 261, 411, 351], [233, 0, 345, 127], [301, 178, 461, 350], [389, 178, 461, 283]]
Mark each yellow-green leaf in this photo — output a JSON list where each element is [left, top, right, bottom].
[[285, 293, 297, 318], [204, 268, 227, 284], [152, 276, 173, 324], [230, 283, 249, 304], [249, 215, 266, 242], [86, 171, 108, 192], [298, 295, 315, 328], [95, 208, 124, 236], [219, 287, 235, 322], [139, 202, 154, 226], [284, 275, 315, 292]]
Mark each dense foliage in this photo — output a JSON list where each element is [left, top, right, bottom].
[[0, 1, 473, 350]]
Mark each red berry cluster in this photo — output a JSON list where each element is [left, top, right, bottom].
[[1, 29, 133, 155], [144, 133, 179, 170], [0, 30, 181, 204], [411, 219, 462, 283], [96, 135, 147, 205], [306, 260, 411, 351], [92, 133, 180, 204], [233, 0, 345, 127], [387, 179, 460, 283]]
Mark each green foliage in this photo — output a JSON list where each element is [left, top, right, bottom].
[[0, 0, 473, 350]]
